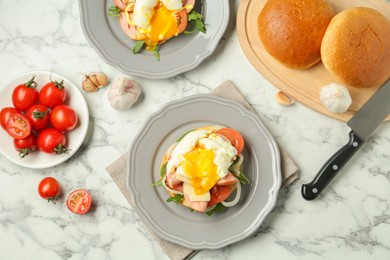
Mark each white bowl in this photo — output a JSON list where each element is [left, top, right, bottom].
[[0, 71, 89, 169]]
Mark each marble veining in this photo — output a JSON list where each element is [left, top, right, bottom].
[[0, 0, 390, 259]]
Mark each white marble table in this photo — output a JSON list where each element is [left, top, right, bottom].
[[0, 1, 389, 259]]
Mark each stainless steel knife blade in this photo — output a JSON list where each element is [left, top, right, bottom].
[[348, 80, 390, 141], [302, 80, 390, 200]]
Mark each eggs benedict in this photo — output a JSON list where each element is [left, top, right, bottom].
[[157, 126, 249, 214]]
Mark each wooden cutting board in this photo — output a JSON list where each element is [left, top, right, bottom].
[[237, 0, 390, 121]]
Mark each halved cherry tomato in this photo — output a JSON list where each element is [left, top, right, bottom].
[[50, 105, 78, 132], [14, 133, 37, 158], [39, 80, 67, 108], [26, 104, 50, 131], [12, 77, 39, 111], [0, 107, 18, 130], [66, 189, 92, 214], [37, 128, 68, 154], [6, 113, 31, 139], [216, 128, 244, 154], [38, 177, 61, 203], [207, 185, 235, 208]]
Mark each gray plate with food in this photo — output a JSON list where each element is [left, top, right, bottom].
[[78, 0, 229, 79], [127, 94, 281, 249]]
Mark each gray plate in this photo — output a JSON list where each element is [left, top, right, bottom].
[[127, 95, 282, 249], [78, 0, 229, 79]]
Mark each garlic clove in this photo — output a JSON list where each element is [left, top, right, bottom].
[[320, 83, 352, 113], [108, 77, 141, 110], [82, 72, 109, 92], [275, 91, 294, 106]]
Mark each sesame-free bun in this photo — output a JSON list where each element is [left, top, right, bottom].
[[257, 0, 335, 69], [321, 7, 390, 88]]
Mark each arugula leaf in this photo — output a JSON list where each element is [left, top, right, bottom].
[[153, 45, 160, 61], [108, 6, 121, 17], [151, 179, 163, 187], [206, 203, 225, 216], [237, 171, 250, 185], [176, 130, 193, 142], [132, 40, 145, 54], [167, 194, 184, 204], [160, 162, 167, 178], [186, 11, 206, 34]]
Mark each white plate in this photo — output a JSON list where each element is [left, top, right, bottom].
[[0, 71, 89, 169], [127, 94, 281, 249], [78, 0, 230, 79]]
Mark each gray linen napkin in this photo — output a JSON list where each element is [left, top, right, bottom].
[[105, 80, 299, 260]]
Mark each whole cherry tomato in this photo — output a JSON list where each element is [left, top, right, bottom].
[[66, 189, 92, 214], [39, 80, 67, 108], [13, 133, 37, 158], [50, 105, 78, 131], [38, 177, 61, 203], [6, 113, 31, 139], [37, 128, 68, 154], [26, 104, 50, 131], [12, 77, 39, 111], [0, 107, 18, 130]]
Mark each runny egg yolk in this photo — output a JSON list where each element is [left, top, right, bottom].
[[181, 148, 220, 195], [143, 3, 179, 51]]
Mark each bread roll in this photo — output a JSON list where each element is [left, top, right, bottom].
[[321, 7, 390, 88], [257, 0, 335, 69]]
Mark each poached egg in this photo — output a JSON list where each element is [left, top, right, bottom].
[[166, 128, 238, 195], [132, 0, 185, 50]]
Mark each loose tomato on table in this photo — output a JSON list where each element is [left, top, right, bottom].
[[6, 113, 31, 139], [66, 189, 92, 214], [12, 76, 39, 111], [38, 177, 61, 203], [216, 128, 245, 154], [13, 133, 37, 158], [26, 104, 50, 131], [0, 107, 18, 130], [37, 128, 68, 154], [39, 80, 67, 107], [50, 105, 78, 131]]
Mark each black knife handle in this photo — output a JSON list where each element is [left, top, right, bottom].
[[301, 131, 364, 200]]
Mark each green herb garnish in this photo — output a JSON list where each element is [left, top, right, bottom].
[[132, 40, 145, 54], [206, 203, 225, 216], [108, 6, 121, 17], [151, 179, 163, 187], [160, 162, 167, 178], [153, 45, 160, 61], [167, 194, 184, 204], [185, 11, 206, 34], [237, 171, 250, 185]]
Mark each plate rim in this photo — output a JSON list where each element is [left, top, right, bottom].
[[0, 70, 89, 169], [78, 0, 230, 79], [127, 94, 282, 249]]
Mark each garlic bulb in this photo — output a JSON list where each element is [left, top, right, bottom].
[[108, 77, 141, 110], [82, 72, 109, 92], [320, 83, 352, 113]]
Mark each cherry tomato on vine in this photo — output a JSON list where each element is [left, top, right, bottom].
[[50, 105, 78, 131], [0, 107, 18, 130], [12, 76, 39, 111], [6, 113, 31, 139], [39, 80, 67, 107], [38, 177, 61, 203], [13, 133, 37, 158], [26, 104, 50, 131], [66, 189, 92, 214], [37, 128, 68, 154]]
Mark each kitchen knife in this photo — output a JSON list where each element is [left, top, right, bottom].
[[301, 80, 390, 200]]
